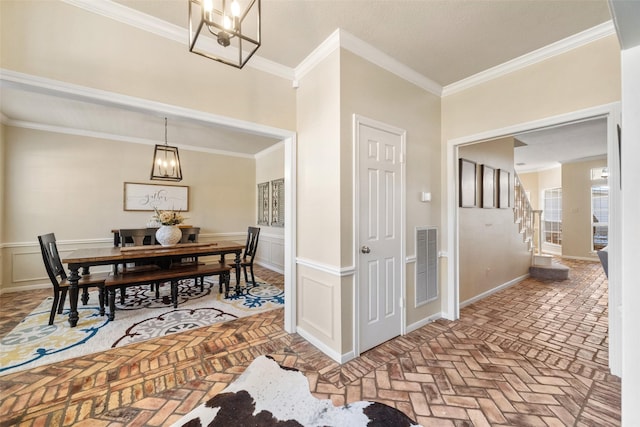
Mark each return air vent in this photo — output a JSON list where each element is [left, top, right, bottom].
[[416, 227, 438, 306]]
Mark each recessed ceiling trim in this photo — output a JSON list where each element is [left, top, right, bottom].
[[442, 21, 616, 96], [3, 117, 257, 159], [0, 69, 295, 141], [61, 0, 294, 81]]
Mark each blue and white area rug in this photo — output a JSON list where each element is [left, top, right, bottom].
[[0, 278, 283, 376]]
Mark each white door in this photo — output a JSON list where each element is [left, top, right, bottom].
[[357, 117, 404, 353]]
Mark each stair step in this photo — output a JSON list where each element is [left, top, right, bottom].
[[533, 255, 553, 266], [530, 264, 570, 281]]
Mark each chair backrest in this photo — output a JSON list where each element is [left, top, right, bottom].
[[38, 233, 66, 289], [180, 227, 200, 244], [120, 228, 156, 246], [243, 227, 260, 261]]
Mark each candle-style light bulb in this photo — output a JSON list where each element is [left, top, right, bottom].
[[231, 0, 240, 17]]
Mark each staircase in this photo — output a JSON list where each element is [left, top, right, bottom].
[[513, 173, 569, 280], [513, 173, 534, 252]]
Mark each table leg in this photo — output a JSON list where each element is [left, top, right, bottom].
[[68, 266, 80, 327]]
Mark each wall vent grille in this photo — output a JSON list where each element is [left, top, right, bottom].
[[416, 226, 438, 306]]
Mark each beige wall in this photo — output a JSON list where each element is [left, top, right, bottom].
[[340, 50, 442, 330], [295, 49, 343, 354], [562, 158, 607, 259], [1, 126, 256, 291], [442, 34, 620, 312], [295, 48, 443, 358], [442, 36, 621, 142], [458, 137, 531, 303], [0, 1, 296, 131]]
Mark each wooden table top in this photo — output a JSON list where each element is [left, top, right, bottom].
[[62, 241, 244, 265]]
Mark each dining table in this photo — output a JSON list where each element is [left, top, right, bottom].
[[62, 241, 244, 327]]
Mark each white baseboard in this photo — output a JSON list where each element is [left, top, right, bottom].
[[296, 326, 355, 364], [406, 311, 442, 333], [255, 261, 284, 275], [559, 255, 599, 262], [460, 274, 529, 308]]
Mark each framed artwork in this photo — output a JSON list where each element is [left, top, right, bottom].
[[459, 158, 476, 208], [481, 165, 495, 208], [497, 169, 510, 208], [257, 182, 270, 225], [271, 178, 285, 227], [123, 182, 189, 211]]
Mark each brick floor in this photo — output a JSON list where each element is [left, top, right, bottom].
[[0, 260, 620, 426]]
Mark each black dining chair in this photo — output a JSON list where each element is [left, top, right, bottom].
[[170, 227, 204, 291], [119, 228, 161, 301], [38, 233, 106, 325], [227, 226, 261, 287]]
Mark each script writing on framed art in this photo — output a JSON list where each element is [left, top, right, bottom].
[[123, 182, 189, 211]]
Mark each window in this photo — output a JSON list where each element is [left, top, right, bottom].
[[591, 185, 609, 251], [543, 188, 562, 246]]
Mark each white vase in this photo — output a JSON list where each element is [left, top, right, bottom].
[[155, 225, 182, 246]]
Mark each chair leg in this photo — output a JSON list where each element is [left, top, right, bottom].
[[243, 266, 249, 285], [49, 292, 60, 325], [155, 282, 160, 299], [120, 287, 126, 304], [81, 287, 90, 305], [58, 288, 68, 314], [249, 265, 256, 286]]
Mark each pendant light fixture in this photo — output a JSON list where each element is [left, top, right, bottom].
[[150, 117, 182, 182], [188, 0, 261, 69]]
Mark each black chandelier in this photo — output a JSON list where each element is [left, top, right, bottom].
[[188, 0, 261, 69], [150, 117, 183, 182]]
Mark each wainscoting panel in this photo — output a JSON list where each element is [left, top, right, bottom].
[[255, 233, 285, 273], [299, 275, 334, 339]]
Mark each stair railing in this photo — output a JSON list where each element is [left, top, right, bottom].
[[513, 173, 535, 252]]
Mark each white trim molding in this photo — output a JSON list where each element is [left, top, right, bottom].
[[443, 21, 616, 96], [459, 275, 529, 309], [61, 0, 294, 81], [0, 69, 293, 159], [296, 257, 355, 277]]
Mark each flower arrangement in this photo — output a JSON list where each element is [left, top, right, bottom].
[[152, 208, 185, 226]]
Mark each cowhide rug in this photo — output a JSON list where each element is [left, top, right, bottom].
[[172, 355, 422, 427]]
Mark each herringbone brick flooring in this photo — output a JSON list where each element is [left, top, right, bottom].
[[0, 260, 620, 426]]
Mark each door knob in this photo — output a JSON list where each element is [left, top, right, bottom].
[[361, 246, 371, 254]]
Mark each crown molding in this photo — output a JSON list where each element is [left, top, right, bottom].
[[442, 21, 616, 96], [23, 2, 618, 99], [61, 0, 295, 81], [338, 30, 442, 96], [294, 28, 341, 82], [294, 29, 442, 96]]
